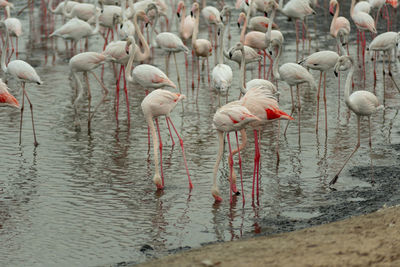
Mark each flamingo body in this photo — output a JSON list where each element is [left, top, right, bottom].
[[131, 64, 176, 89]]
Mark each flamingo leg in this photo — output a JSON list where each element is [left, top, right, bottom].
[[122, 65, 131, 123], [173, 52, 182, 94], [284, 86, 295, 136], [89, 71, 110, 125], [387, 52, 400, 92], [191, 50, 195, 90], [368, 117, 375, 184], [84, 72, 92, 134], [263, 50, 266, 79], [323, 71, 327, 136], [235, 131, 245, 204], [19, 83, 26, 146], [330, 116, 361, 185], [167, 117, 193, 189], [252, 130, 260, 199], [155, 118, 164, 187], [206, 56, 211, 88], [316, 71, 322, 133], [227, 132, 233, 203], [115, 66, 123, 121], [185, 52, 189, 94], [297, 85, 301, 144], [196, 56, 200, 103], [165, 117, 175, 146], [22, 84, 39, 147]]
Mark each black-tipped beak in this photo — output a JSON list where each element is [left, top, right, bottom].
[[190, 11, 193, 17], [177, 12, 180, 18], [217, 28, 220, 36], [269, 50, 272, 55], [145, 22, 149, 27], [264, 12, 268, 17], [245, 1, 249, 6], [229, 52, 233, 58], [237, 22, 240, 28], [220, 15, 223, 22], [342, 42, 347, 46], [334, 71, 338, 77], [330, 11, 334, 16]]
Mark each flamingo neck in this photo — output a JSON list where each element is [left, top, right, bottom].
[[240, 16, 247, 44], [47, 0, 56, 13], [266, 8, 276, 47], [147, 115, 161, 186], [192, 8, 200, 48], [273, 41, 282, 80], [92, 0, 100, 35], [240, 45, 246, 94], [212, 130, 225, 194], [150, 7, 159, 48], [344, 61, 354, 108], [336, 31, 347, 56], [63, 0, 74, 18], [350, 0, 356, 17], [1, 22, 9, 73], [218, 24, 226, 65], [179, 5, 186, 36], [133, 13, 150, 61], [125, 41, 137, 83]]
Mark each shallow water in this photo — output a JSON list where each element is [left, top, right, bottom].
[[1, 1, 400, 266]]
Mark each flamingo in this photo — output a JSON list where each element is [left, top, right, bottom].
[[277, 0, 316, 59], [50, 1, 100, 54], [125, 36, 176, 91], [117, 0, 135, 40], [299, 50, 339, 135], [248, 16, 279, 33], [4, 5, 22, 59], [212, 22, 233, 106], [47, 0, 79, 16], [69, 52, 109, 133], [238, 12, 273, 79], [148, 3, 188, 94], [0, 21, 42, 147], [0, 78, 19, 108], [191, 2, 212, 98], [369, 0, 388, 29], [368, 31, 400, 94], [350, 0, 377, 85], [329, 0, 351, 41], [63, 0, 99, 21], [201, 4, 224, 50], [272, 39, 317, 139], [355, 0, 372, 14], [141, 89, 192, 190], [176, 1, 194, 41], [330, 55, 383, 186], [212, 102, 260, 202]]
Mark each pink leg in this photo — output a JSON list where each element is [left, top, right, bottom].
[[122, 65, 130, 123], [167, 117, 193, 189], [227, 132, 233, 203], [165, 117, 175, 146], [115, 65, 123, 121], [235, 131, 245, 204], [103, 28, 110, 51], [192, 50, 195, 90], [263, 50, 266, 79], [155, 118, 164, 187], [252, 130, 260, 199], [258, 51, 262, 79], [206, 56, 210, 88], [316, 71, 322, 133], [185, 53, 189, 95], [196, 56, 200, 103]]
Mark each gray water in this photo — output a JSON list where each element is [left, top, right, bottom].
[[1, 1, 400, 266]]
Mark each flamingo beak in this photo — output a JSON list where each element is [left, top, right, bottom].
[[334, 70, 338, 77], [329, 5, 334, 16], [245, 0, 249, 6], [177, 12, 180, 18]]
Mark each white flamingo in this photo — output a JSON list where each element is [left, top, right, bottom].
[[330, 56, 382, 186], [0, 21, 42, 147]]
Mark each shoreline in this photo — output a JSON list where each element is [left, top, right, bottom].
[[134, 204, 400, 267]]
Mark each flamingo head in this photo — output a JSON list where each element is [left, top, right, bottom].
[[263, 0, 278, 13], [176, 1, 184, 17], [137, 10, 150, 26], [211, 187, 222, 202], [191, 2, 199, 17], [244, 0, 249, 6], [329, 0, 337, 16], [237, 12, 246, 28], [153, 174, 163, 190], [230, 42, 245, 57], [334, 55, 353, 76]]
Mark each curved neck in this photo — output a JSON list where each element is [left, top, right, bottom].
[[125, 41, 137, 82], [350, 0, 356, 17], [266, 8, 276, 46], [344, 61, 354, 107], [133, 13, 150, 61], [240, 16, 247, 44], [48, 0, 56, 13], [150, 8, 159, 48], [334, 2, 339, 21], [63, 0, 74, 18], [192, 8, 200, 47], [147, 116, 160, 182], [179, 5, 186, 35], [273, 41, 282, 80], [212, 130, 224, 192], [218, 25, 225, 64], [240, 46, 246, 94], [336, 33, 346, 56], [1, 23, 9, 73], [92, 0, 100, 35]]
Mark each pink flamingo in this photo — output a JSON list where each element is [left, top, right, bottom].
[[1, 21, 42, 147], [63, 0, 99, 21], [299, 50, 339, 135], [191, 2, 212, 100], [368, 31, 400, 94], [350, 0, 377, 86], [201, 5, 224, 50], [69, 52, 109, 133], [142, 89, 192, 190], [329, 0, 351, 41], [238, 12, 272, 79], [330, 56, 382, 186], [272, 39, 317, 140], [212, 102, 260, 202], [4, 6, 22, 59], [0, 78, 19, 108]]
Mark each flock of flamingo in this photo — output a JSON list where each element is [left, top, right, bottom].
[[0, 0, 399, 204]]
